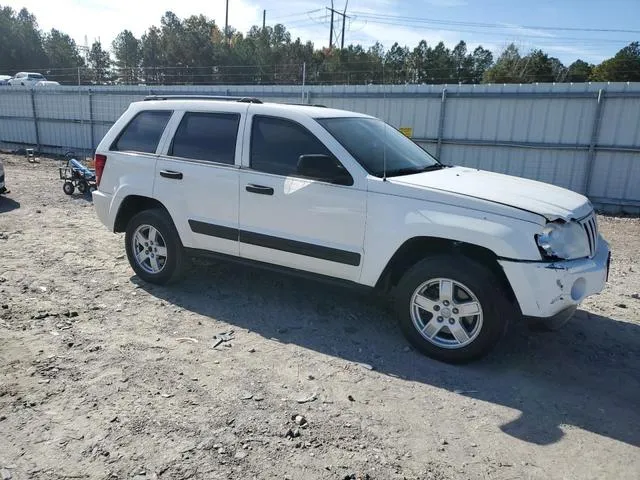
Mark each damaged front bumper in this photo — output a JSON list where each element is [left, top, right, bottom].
[[499, 236, 610, 318]]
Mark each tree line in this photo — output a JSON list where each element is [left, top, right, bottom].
[[1, 5, 639, 86]]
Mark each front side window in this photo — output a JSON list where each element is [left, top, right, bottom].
[[28, 74, 44, 80], [112, 110, 172, 154], [250, 116, 333, 177], [317, 117, 441, 178], [169, 112, 240, 165]]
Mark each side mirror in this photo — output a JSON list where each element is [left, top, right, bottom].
[[296, 154, 353, 186]]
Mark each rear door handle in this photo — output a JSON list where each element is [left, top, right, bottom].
[[245, 184, 274, 195], [160, 170, 183, 180]]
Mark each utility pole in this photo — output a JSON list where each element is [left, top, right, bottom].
[[225, 0, 229, 45], [341, 0, 348, 50], [262, 9, 266, 30], [327, 1, 349, 50], [329, 2, 334, 50]]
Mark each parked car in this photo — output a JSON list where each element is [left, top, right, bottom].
[[0, 158, 6, 194], [8, 72, 46, 86], [0, 75, 11, 86], [92, 96, 610, 363], [35, 80, 60, 86]]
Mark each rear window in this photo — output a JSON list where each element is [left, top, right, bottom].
[[112, 110, 172, 154], [169, 112, 240, 165]]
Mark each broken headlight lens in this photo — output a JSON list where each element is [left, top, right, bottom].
[[536, 221, 590, 260]]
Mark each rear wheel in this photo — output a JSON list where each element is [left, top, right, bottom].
[[395, 255, 510, 363], [63, 181, 75, 195], [77, 180, 88, 194], [124, 209, 184, 285]]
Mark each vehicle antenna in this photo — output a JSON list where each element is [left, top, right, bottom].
[[382, 63, 387, 182]]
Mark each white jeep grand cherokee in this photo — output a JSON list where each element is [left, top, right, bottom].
[[92, 96, 610, 363]]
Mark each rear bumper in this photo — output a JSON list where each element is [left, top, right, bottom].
[[92, 190, 114, 231], [499, 236, 610, 318]]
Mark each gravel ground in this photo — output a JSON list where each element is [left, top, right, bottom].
[[1, 154, 639, 480]]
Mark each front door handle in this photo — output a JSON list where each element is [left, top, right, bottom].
[[246, 184, 274, 195], [160, 170, 183, 180]]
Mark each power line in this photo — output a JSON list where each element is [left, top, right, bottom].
[[349, 17, 637, 45], [349, 11, 640, 35]]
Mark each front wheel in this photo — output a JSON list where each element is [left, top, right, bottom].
[[124, 209, 185, 285], [395, 255, 510, 363]]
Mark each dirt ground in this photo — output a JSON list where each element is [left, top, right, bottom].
[[0, 153, 639, 480]]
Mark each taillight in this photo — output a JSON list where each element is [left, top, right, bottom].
[[94, 154, 107, 187]]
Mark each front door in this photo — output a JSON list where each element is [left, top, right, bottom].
[[238, 114, 366, 282]]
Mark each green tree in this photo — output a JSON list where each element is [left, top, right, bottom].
[[0, 6, 47, 72], [484, 43, 523, 83], [87, 40, 111, 84], [521, 49, 555, 83], [384, 42, 410, 84], [112, 30, 141, 84], [140, 26, 164, 84], [43, 29, 84, 84], [451, 41, 474, 83], [566, 60, 593, 82], [590, 42, 640, 81], [471, 46, 493, 84]]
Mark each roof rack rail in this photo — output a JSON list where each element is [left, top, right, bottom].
[[143, 95, 262, 104], [283, 103, 327, 108]]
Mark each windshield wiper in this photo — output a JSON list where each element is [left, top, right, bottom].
[[383, 164, 446, 177]]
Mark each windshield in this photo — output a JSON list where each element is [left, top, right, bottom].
[[316, 117, 440, 177]]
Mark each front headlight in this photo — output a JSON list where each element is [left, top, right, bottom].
[[536, 221, 590, 260]]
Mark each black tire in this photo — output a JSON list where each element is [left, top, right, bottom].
[[77, 180, 88, 194], [63, 181, 75, 195], [124, 208, 185, 285], [395, 254, 511, 363]]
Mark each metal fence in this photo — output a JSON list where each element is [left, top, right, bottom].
[[1, 82, 639, 212]]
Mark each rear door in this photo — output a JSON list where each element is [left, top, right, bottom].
[[154, 104, 247, 256]]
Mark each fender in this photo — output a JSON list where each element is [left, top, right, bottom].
[[359, 192, 545, 287]]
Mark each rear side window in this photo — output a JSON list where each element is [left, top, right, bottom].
[[250, 116, 331, 176], [112, 110, 172, 154], [169, 112, 240, 165]]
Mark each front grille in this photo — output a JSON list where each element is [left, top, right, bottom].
[[579, 212, 598, 258]]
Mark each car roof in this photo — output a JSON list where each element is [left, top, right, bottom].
[[132, 99, 372, 120]]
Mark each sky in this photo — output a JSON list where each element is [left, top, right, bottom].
[[3, 0, 639, 65]]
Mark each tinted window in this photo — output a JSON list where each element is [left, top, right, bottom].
[[250, 116, 332, 177], [317, 117, 440, 177], [169, 112, 240, 164], [28, 74, 44, 79], [112, 110, 172, 154]]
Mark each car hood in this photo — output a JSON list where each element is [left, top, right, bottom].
[[387, 166, 592, 221]]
